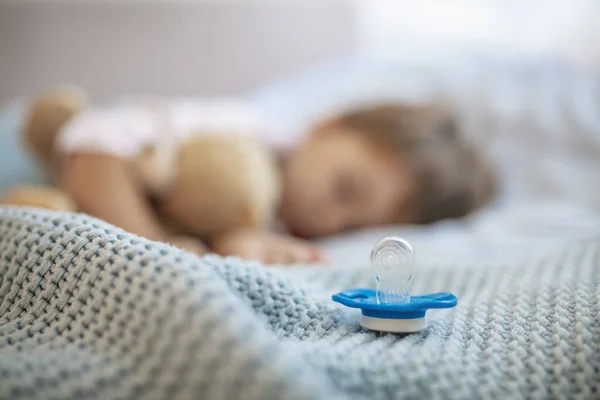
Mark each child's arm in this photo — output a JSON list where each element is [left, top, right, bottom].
[[61, 153, 205, 255], [62, 153, 169, 240]]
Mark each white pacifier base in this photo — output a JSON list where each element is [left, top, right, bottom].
[[360, 315, 427, 333]]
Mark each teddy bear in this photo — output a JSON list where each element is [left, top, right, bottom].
[[0, 87, 281, 243]]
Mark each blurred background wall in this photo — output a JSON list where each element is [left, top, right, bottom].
[[1, 0, 599, 106], [0, 0, 357, 105]]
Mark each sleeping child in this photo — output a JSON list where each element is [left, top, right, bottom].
[[19, 88, 497, 264]]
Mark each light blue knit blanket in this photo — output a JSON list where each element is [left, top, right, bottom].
[[0, 208, 599, 399]]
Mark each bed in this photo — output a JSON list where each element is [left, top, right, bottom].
[[1, 47, 600, 399]]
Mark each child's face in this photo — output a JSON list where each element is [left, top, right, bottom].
[[280, 129, 415, 238]]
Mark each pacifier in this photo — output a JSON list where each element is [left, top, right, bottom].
[[332, 236, 457, 333]]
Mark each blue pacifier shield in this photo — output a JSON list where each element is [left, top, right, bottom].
[[332, 289, 457, 319]]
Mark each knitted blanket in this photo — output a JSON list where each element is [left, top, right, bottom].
[[0, 208, 599, 399]]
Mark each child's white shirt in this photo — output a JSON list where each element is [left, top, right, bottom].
[[56, 98, 296, 158]]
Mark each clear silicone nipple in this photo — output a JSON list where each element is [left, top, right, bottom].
[[370, 236, 415, 305]]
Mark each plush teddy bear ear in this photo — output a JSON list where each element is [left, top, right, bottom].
[[22, 86, 87, 174]]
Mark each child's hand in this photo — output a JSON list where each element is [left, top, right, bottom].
[[168, 235, 208, 257], [211, 228, 329, 265]]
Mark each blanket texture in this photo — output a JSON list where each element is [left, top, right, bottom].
[[0, 208, 599, 399]]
